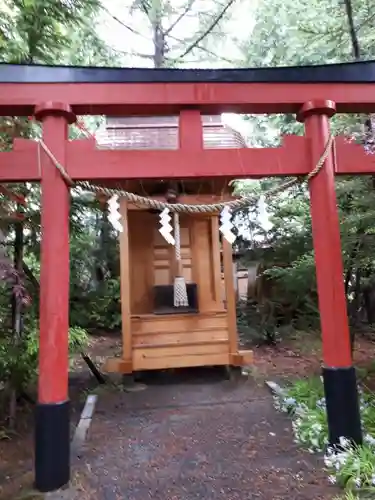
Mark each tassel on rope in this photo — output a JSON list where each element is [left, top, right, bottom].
[[173, 211, 189, 307]]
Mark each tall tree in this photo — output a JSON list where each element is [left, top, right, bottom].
[[234, 0, 375, 338], [0, 0, 117, 424], [100, 0, 249, 67]]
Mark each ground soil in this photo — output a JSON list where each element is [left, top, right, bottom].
[[0, 330, 374, 500]]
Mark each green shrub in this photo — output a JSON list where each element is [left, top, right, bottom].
[[0, 325, 89, 392], [274, 377, 375, 496], [70, 278, 121, 330]]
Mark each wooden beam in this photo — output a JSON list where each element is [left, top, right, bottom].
[[66, 135, 310, 180], [119, 199, 133, 372], [302, 102, 352, 368], [222, 237, 238, 358], [335, 136, 375, 174], [210, 215, 223, 307], [3, 81, 375, 115], [4, 134, 375, 184], [0, 135, 309, 182], [0, 139, 40, 182]]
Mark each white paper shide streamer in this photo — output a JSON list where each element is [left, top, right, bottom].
[[107, 195, 123, 232], [219, 206, 236, 245], [158, 208, 175, 245], [257, 194, 273, 231]]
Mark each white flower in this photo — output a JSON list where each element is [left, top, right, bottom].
[[354, 477, 361, 488], [284, 397, 297, 407], [364, 434, 375, 446], [312, 423, 322, 431], [336, 452, 349, 466], [339, 436, 350, 448]]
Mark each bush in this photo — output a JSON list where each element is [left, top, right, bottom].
[[0, 325, 89, 393], [70, 278, 121, 330], [274, 377, 375, 497]]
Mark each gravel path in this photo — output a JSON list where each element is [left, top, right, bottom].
[[67, 369, 337, 500]]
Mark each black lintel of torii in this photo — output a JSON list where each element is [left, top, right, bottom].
[[1, 60, 375, 84]]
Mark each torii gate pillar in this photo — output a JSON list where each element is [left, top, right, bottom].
[[298, 100, 362, 446], [34, 102, 75, 492]]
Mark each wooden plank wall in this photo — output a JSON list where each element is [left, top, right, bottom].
[[128, 211, 224, 314], [154, 214, 192, 285], [131, 312, 230, 370]]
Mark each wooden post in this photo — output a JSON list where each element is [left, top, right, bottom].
[[34, 102, 75, 492], [210, 215, 223, 307], [222, 238, 238, 358], [119, 198, 132, 372], [298, 100, 362, 446]]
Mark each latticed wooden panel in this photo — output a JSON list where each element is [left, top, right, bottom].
[[96, 115, 247, 150]]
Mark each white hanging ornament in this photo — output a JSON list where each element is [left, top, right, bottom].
[[159, 208, 175, 245], [219, 206, 236, 245], [257, 194, 273, 231], [107, 195, 123, 232]]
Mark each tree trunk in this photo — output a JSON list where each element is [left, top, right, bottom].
[[9, 207, 24, 429], [343, 0, 360, 59]]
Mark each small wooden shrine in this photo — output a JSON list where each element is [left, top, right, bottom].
[[98, 115, 253, 373]]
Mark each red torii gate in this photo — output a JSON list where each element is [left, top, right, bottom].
[[2, 60, 375, 492]]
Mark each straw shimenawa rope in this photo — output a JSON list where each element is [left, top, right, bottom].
[[37, 134, 334, 214]]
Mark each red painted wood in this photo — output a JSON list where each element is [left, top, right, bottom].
[[65, 135, 310, 180], [0, 139, 40, 182], [335, 136, 375, 174], [302, 104, 352, 367], [1, 82, 375, 116], [38, 115, 70, 404], [0, 135, 309, 181], [297, 99, 336, 121], [178, 110, 204, 150], [35, 101, 76, 124], [4, 134, 375, 181]]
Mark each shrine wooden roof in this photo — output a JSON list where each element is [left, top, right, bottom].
[[96, 115, 247, 150]]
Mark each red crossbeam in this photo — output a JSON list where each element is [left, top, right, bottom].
[[1, 82, 375, 116], [1, 135, 375, 183], [334, 136, 375, 174], [65, 136, 310, 180], [0, 139, 40, 182]]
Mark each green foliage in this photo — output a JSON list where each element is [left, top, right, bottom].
[[2, 0, 105, 63], [325, 438, 375, 494], [285, 377, 324, 408], [275, 377, 375, 496], [0, 325, 88, 392], [234, 0, 375, 336], [236, 299, 280, 345], [70, 278, 122, 330], [0, 0, 120, 428]]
